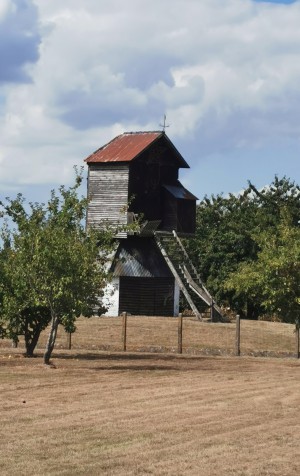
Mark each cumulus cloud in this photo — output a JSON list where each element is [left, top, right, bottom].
[[1, 0, 300, 193], [0, 0, 40, 83]]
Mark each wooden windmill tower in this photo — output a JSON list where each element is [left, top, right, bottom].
[[85, 131, 222, 319]]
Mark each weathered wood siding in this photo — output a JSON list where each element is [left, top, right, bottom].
[[162, 191, 178, 231], [128, 146, 179, 223], [87, 164, 129, 229], [162, 190, 196, 233], [177, 199, 196, 234]]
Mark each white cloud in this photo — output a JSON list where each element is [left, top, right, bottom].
[[1, 0, 300, 192], [0, 0, 15, 20]]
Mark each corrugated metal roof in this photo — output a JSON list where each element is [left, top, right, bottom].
[[84, 131, 189, 168], [111, 237, 172, 278], [163, 182, 198, 200], [85, 131, 162, 164]]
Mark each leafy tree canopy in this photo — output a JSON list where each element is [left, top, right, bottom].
[[187, 176, 300, 321], [225, 212, 300, 325], [0, 169, 115, 362]]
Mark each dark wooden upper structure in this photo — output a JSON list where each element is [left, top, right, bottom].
[[85, 131, 197, 234]]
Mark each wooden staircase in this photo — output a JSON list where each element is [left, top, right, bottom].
[[155, 231, 223, 321]]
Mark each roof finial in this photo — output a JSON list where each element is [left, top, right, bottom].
[[159, 114, 170, 132]]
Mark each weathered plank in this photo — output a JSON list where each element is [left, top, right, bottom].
[[87, 164, 129, 229]]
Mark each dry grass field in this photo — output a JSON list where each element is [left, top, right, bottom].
[[3, 315, 294, 357], [1, 317, 300, 475]]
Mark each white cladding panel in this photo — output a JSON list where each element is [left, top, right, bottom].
[[102, 278, 120, 316]]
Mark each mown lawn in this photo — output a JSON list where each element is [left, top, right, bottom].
[[1, 344, 299, 475]]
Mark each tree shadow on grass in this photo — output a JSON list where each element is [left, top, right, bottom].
[[89, 364, 180, 371], [49, 351, 216, 372], [53, 351, 209, 362]]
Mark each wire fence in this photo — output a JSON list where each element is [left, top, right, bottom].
[[238, 318, 297, 358], [1, 314, 299, 359]]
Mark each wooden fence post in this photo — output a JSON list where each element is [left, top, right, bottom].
[[178, 313, 183, 354], [12, 336, 19, 348], [68, 332, 72, 350], [210, 301, 214, 322], [295, 325, 299, 359], [122, 312, 127, 352], [235, 314, 241, 356]]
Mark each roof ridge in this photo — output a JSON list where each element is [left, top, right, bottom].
[[123, 130, 164, 135], [84, 130, 189, 167]]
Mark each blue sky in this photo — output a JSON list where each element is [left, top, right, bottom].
[[1, 0, 300, 204], [254, 1, 296, 3]]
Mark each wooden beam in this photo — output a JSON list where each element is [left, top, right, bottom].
[[155, 236, 202, 319]]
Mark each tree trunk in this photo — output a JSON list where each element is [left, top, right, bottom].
[[25, 328, 42, 357], [11, 336, 19, 348], [44, 314, 60, 365], [22, 307, 52, 357], [246, 300, 259, 320]]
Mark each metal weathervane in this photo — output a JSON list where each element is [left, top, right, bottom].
[[160, 114, 170, 132]]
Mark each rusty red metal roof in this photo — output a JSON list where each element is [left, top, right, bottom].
[[84, 131, 189, 167], [85, 131, 163, 164]]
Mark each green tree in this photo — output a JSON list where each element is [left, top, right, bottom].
[[0, 170, 114, 363], [225, 215, 300, 324], [0, 218, 53, 354], [187, 176, 300, 319], [186, 189, 261, 318], [0, 246, 7, 340], [248, 175, 300, 228]]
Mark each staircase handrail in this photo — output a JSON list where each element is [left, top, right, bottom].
[[180, 264, 213, 307], [172, 230, 212, 298], [181, 264, 223, 316], [155, 234, 203, 320]]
